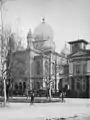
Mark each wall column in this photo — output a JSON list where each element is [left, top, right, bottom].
[[69, 77, 72, 90]]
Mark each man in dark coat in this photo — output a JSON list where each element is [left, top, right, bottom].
[[61, 91, 65, 103], [30, 91, 34, 105]]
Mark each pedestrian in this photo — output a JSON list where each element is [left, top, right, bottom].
[[30, 91, 34, 105], [61, 92, 65, 103], [26, 89, 28, 100], [6, 84, 9, 102]]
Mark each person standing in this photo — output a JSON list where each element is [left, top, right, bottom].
[[61, 92, 65, 103], [30, 91, 34, 105], [26, 89, 28, 100]]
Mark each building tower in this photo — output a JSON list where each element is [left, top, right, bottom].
[[68, 39, 89, 54], [68, 39, 90, 98], [27, 29, 33, 49]]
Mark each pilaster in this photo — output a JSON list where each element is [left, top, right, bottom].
[[89, 76, 90, 99]]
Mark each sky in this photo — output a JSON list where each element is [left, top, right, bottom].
[[0, 0, 90, 52]]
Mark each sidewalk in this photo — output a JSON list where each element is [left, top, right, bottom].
[[9, 97, 90, 104], [0, 99, 90, 120], [1, 96, 90, 104], [8, 96, 61, 103]]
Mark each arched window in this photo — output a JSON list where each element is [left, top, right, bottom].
[[52, 62, 55, 76], [19, 82, 22, 90], [37, 82, 40, 90], [45, 60, 49, 76], [15, 83, 18, 90], [23, 82, 26, 89], [83, 79, 86, 90], [77, 79, 80, 90]]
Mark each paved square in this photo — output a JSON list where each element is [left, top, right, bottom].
[[0, 98, 90, 120]]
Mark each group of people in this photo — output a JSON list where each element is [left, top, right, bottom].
[[29, 91, 65, 105], [4, 88, 65, 104]]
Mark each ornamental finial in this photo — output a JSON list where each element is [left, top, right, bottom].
[[42, 18, 45, 23]]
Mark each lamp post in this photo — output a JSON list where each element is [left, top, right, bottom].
[[48, 54, 52, 99], [55, 55, 58, 94], [27, 29, 32, 93]]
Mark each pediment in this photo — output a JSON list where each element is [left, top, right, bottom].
[[70, 50, 89, 58]]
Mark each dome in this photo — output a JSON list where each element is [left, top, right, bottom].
[[33, 18, 54, 41], [61, 43, 70, 57]]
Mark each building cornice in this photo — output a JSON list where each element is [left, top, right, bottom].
[[68, 39, 89, 45], [69, 56, 90, 62]]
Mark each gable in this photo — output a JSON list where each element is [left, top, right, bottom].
[[69, 50, 89, 58]]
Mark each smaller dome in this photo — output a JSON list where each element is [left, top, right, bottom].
[[61, 43, 70, 57], [33, 18, 54, 41]]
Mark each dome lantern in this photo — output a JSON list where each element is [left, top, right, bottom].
[[42, 18, 45, 23]]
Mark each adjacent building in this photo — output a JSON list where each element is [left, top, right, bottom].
[[68, 39, 90, 98]]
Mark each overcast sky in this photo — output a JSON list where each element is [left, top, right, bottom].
[[0, 0, 90, 52]]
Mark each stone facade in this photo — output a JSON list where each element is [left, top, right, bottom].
[[5, 19, 67, 95]]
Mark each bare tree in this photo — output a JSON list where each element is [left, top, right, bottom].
[[0, 27, 11, 106], [0, 27, 24, 106], [0, 0, 23, 106]]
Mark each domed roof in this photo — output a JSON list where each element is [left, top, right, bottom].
[[61, 43, 70, 57], [33, 18, 54, 41]]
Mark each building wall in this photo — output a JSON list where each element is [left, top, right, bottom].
[[8, 47, 67, 95], [87, 60, 90, 74], [10, 49, 38, 91], [69, 59, 88, 77], [33, 56, 43, 90], [89, 76, 90, 98], [68, 57, 90, 97]]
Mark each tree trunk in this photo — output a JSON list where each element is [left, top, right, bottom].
[[3, 79, 6, 106], [49, 84, 52, 100]]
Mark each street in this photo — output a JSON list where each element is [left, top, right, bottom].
[[0, 98, 90, 120]]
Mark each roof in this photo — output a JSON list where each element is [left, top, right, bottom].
[[43, 50, 66, 58], [68, 39, 89, 45]]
